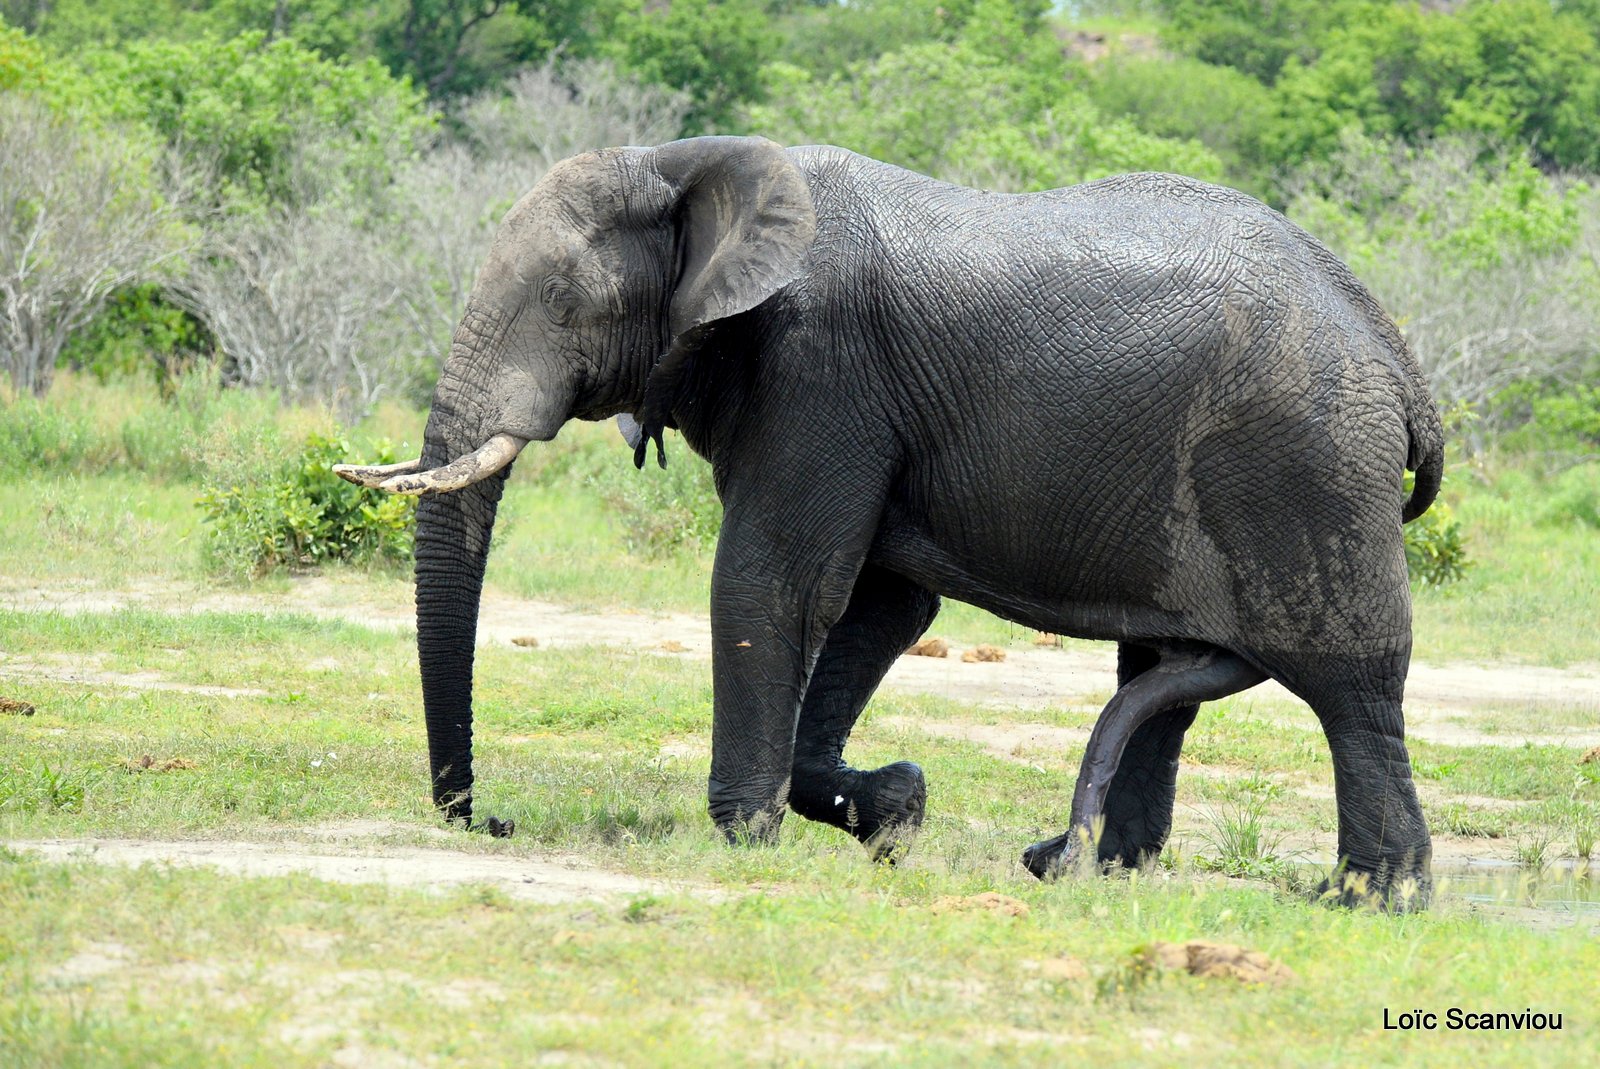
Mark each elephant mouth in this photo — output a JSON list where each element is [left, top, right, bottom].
[[332, 433, 528, 496]]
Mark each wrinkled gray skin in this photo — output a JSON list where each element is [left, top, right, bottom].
[[398, 137, 1444, 907]]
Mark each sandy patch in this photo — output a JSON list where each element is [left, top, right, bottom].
[[46, 940, 135, 983], [879, 716, 1088, 766], [0, 653, 267, 698], [6, 822, 714, 905]]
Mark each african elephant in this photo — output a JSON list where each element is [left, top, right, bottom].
[[337, 136, 1444, 906]]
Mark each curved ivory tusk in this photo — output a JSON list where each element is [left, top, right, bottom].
[[375, 433, 528, 496], [332, 457, 423, 489]]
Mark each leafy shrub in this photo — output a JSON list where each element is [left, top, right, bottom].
[[1288, 136, 1598, 421], [753, 34, 1218, 189], [198, 431, 416, 577], [1405, 500, 1470, 587], [604, 0, 777, 135], [1495, 383, 1600, 456], [59, 282, 211, 388], [1156, 0, 1371, 85], [949, 98, 1224, 191], [1267, 0, 1600, 171], [587, 434, 722, 558], [76, 31, 433, 210]]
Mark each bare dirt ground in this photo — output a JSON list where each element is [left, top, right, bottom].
[[6, 820, 712, 905]]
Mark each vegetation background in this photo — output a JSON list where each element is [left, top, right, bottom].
[[2, 2, 1600, 1066]]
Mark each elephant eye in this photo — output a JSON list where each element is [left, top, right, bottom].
[[540, 275, 579, 325]]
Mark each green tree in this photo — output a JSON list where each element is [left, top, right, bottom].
[[771, 0, 964, 77], [0, 17, 50, 90], [74, 31, 434, 209], [1088, 54, 1278, 196], [752, 26, 1219, 188], [951, 100, 1225, 190], [605, 0, 776, 134], [3, 0, 366, 55], [1269, 0, 1600, 170], [1155, 0, 1377, 85], [373, 0, 600, 97]]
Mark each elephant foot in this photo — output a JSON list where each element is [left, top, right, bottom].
[[790, 761, 928, 862], [713, 809, 786, 846], [856, 761, 927, 863], [435, 792, 513, 838], [1313, 856, 1432, 912], [470, 815, 516, 839], [1021, 825, 1101, 880], [709, 776, 790, 846]]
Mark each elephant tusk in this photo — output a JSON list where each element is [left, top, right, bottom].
[[332, 457, 424, 488], [373, 433, 528, 496]]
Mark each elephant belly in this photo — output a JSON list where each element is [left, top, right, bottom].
[[867, 479, 1199, 644]]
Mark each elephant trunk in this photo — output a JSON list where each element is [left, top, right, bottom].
[[410, 371, 513, 826]]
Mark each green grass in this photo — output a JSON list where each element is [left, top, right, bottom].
[[4, 375, 1600, 1063], [3, 855, 1594, 1068], [3, 602, 1597, 1064], [1412, 461, 1600, 665]]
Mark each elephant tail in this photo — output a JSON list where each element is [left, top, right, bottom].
[[1401, 392, 1444, 524]]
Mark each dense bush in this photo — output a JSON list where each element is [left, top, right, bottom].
[[602, 0, 774, 135], [1087, 54, 1277, 195], [1264, 0, 1597, 170], [198, 431, 416, 577], [1287, 135, 1599, 426], [1155, 0, 1373, 85], [1494, 383, 1600, 456], [58, 283, 211, 387]]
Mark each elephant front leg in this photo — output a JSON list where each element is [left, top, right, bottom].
[[705, 517, 872, 844], [787, 566, 940, 860]]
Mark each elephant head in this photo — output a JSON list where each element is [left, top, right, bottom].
[[334, 137, 816, 829]]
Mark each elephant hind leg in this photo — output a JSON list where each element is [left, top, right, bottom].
[[1023, 642, 1266, 879], [1268, 651, 1431, 910], [788, 566, 939, 860]]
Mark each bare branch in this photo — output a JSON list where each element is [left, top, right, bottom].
[[0, 96, 193, 396]]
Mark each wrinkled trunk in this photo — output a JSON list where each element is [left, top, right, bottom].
[[412, 369, 511, 824]]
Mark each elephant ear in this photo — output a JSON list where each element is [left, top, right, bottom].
[[630, 136, 816, 469], [655, 135, 817, 336]]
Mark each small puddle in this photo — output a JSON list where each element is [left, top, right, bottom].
[[1291, 859, 1600, 917], [1434, 861, 1600, 915]]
